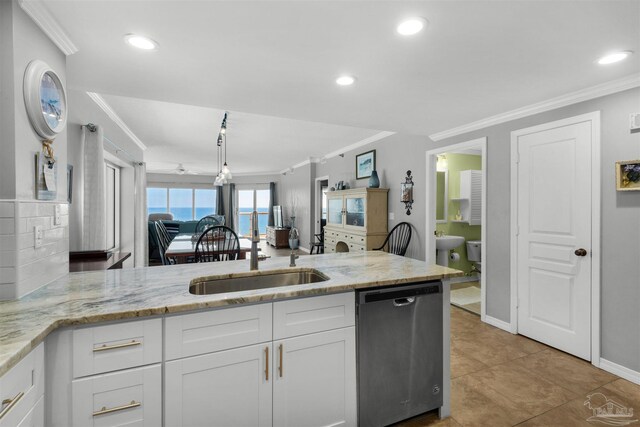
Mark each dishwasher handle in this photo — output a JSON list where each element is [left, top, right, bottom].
[[393, 297, 415, 307]]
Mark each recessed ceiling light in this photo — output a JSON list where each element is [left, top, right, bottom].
[[397, 17, 427, 36], [597, 51, 632, 65], [336, 75, 356, 86], [124, 34, 158, 50]]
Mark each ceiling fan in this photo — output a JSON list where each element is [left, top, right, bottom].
[[154, 163, 199, 175]]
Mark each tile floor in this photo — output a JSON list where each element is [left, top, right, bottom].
[[395, 306, 640, 427], [450, 282, 481, 315]]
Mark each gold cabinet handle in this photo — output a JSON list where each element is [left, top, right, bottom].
[[93, 340, 141, 352], [265, 346, 269, 381], [278, 344, 283, 378], [0, 392, 24, 420], [93, 400, 141, 417]]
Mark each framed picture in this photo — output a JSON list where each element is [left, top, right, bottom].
[[616, 160, 640, 191], [356, 149, 376, 179]]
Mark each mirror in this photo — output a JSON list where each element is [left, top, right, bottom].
[[436, 171, 448, 223]]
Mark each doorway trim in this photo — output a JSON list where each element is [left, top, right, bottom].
[[510, 111, 601, 365], [426, 137, 487, 322], [314, 176, 329, 234]]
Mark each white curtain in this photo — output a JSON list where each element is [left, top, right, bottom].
[[81, 125, 107, 250], [134, 162, 148, 267]]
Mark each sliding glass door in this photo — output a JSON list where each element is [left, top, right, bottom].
[[237, 187, 270, 238]]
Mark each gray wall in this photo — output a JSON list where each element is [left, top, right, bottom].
[[315, 133, 429, 260], [0, 1, 16, 199], [278, 164, 312, 251], [436, 87, 640, 371]]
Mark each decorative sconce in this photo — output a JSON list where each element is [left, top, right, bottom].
[[401, 170, 414, 215]]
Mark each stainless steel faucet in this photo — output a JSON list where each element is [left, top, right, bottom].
[[250, 211, 260, 271], [289, 249, 299, 267]]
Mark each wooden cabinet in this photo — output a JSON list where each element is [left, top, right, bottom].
[[325, 188, 388, 253], [273, 328, 356, 427], [0, 344, 44, 427], [266, 226, 290, 249], [165, 344, 272, 427]]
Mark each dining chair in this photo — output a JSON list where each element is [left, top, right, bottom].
[[309, 232, 324, 254], [373, 222, 412, 256], [195, 215, 225, 234], [194, 225, 241, 263], [154, 221, 174, 265]]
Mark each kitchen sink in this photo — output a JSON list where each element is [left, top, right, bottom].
[[189, 269, 330, 295]]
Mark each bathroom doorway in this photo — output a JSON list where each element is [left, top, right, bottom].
[[426, 138, 487, 318]]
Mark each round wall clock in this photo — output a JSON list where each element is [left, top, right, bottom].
[[23, 60, 67, 140]]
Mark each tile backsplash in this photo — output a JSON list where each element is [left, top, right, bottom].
[[0, 200, 69, 300]]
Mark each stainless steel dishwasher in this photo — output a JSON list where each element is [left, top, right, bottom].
[[356, 281, 443, 427]]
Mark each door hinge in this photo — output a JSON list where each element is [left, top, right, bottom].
[[515, 152, 520, 164]]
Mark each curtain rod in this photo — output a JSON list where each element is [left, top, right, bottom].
[[83, 123, 140, 165]]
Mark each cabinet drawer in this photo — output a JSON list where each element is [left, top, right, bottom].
[[0, 344, 44, 427], [165, 303, 273, 360], [72, 364, 161, 427], [273, 292, 355, 339], [348, 242, 366, 252], [73, 318, 162, 378], [15, 396, 43, 427]]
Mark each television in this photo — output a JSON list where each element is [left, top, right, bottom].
[[273, 205, 283, 228]]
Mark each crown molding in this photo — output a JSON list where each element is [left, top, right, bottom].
[[429, 73, 640, 141], [323, 131, 395, 159], [86, 92, 147, 151], [19, 0, 78, 56]]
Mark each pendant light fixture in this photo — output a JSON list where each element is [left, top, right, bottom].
[[213, 112, 232, 186]]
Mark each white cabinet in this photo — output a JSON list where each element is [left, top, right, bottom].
[[325, 188, 388, 253], [0, 343, 44, 427], [273, 328, 356, 427], [72, 364, 161, 427], [451, 170, 482, 225], [165, 344, 272, 427]]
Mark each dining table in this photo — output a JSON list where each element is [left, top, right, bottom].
[[165, 233, 257, 264]]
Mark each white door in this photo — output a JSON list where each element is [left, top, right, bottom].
[[165, 344, 272, 427], [273, 328, 356, 427], [514, 118, 593, 360]]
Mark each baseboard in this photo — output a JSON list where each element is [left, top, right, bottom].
[[599, 358, 640, 385], [297, 246, 310, 254], [483, 315, 513, 333]]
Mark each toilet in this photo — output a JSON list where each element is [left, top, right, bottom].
[[466, 240, 482, 273]]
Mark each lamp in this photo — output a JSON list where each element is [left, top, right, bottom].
[[220, 112, 232, 180], [436, 155, 448, 171]]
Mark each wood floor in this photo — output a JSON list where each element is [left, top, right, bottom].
[[396, 306, 640, 427]]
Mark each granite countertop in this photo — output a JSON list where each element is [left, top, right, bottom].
[[0, 252, 462, 376]]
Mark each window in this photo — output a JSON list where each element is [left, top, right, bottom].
[[105, 162, 120, 250], [237, 187, 270, 237], [146, 187, 218, 221]]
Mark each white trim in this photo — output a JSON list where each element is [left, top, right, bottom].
[[86, 92, 147, 151], [484, 315, 513, 333], [426, 137, 487, 322], [510, 111, 602, 362], [323, 131, 395, 160], [430, 73, 640, 141], [314, 176, 329, 235], [599, 359, 640, 385], [19, 0, 78, 55], [297, 246, 310, 254]]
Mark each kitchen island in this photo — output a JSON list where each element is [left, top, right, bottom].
[[0, 252, 462, 426]]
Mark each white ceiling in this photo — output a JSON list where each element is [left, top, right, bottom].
[[42, 0, 640, 173], [100, 94, 385, 174]]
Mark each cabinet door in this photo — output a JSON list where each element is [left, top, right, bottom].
[[273, 328, 356, 427], [326, 196, 344, 227], [344, 196, 365, 230], [165, 344, 272, 427]]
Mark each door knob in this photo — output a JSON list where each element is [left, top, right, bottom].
[[574, 248, 588, 257]]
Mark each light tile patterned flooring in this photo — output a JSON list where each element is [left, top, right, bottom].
[[450, 282, 481, 315], [395, 306, 640, 427]]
